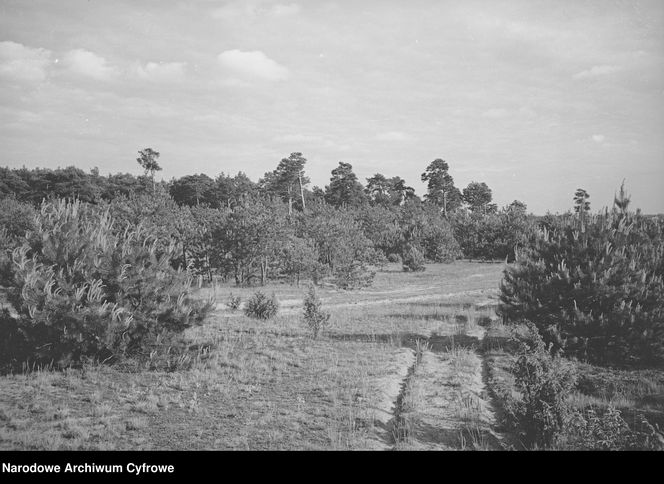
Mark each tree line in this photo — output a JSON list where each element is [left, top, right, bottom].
[[1, 149, 534, 279]]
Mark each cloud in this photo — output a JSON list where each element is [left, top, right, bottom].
[[573, 65, 620, 79], [375, 131, 412, 141], [218, 50, 289, 81], [271, 4, 301, 16], [135, 61, 186, 82], [0, 41, 52, 82], [273, 133, 324, 143], [481, 108, 510, 119], [592, 134, 605, 143], [212, 2, 300, 19], [63, 49, 116, 80]]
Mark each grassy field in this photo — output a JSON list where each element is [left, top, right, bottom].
[[2, 260, 660, 450], [0, 262, 508, 450]]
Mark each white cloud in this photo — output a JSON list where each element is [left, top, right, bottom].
[[218, 50, 289, 81], [63, 49, 116, 80], [273, 133, 324, 143], [0, 41, 52, 82], [135, 61, 186, 82], [212, 2, 300, 19], [481, 108, 510, 118], [573, 65, 620, 79], [375, 131, 412, 141], [592, 134, 605, 143], [271, 4, 301, 16]]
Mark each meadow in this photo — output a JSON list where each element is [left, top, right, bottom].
[[0, 262, 507, 450], [3, 260, 659, 450]]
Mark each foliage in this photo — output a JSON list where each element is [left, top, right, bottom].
[[210, 198, 285, 285], [227, 293, 241, 311], [275, 235, 321, 286], [402, 245, 425, 272], [498, 207, 664, 365], [573, 188, 590, 214], [324, 162, 367, 208], [169, 173, 216, 207], [136, 148, 162, 191], [0, 199, 212, 372], [420, 158, 462, 214], [333, 261, 376, 290], [244, 291, 279, 320], [260, 152, 309, 214], [510, 323, 578, 448], [355, 205, 401, 257], [387, 253, 401, 263], [398, 201, 461, 263], [0, 197, 36, 240], [563, 405, 663, 450], [365, 174, 416, 207], [462, 181, 494, 213], [300, 204, 374, 274], [451, 205, 534, 261], [302, 284, 330, 339]]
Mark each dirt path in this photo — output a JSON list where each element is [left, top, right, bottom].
[[215, 288, 495, 314], [376, 306, 506, 450]]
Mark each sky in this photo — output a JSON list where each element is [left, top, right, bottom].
[[0, 0, 663, 214]]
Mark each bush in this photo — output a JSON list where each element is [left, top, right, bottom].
[[332, 261, 375, 289], [510, 323, 577, 448], [302, 284, 330, 339], [402, 246, 425, 272], [451, 207, 534, 261], [0, 199, 212, 372], [563, 406, 663, 450], [227, 293, 241, 311], [387, 253, 401, 263], [244, 291, 279, 319], [498, 209, 664, 365]]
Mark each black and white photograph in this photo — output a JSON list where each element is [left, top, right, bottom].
[[0, 0, 663, 458]]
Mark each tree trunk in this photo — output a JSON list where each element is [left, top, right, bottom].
[[298, 173, 306, 211]]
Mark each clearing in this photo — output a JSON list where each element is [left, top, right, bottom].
[[0, 261, 513, 450]]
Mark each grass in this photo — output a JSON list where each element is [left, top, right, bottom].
[[0, 261, 510, 450], [481, 319, 664, 449]]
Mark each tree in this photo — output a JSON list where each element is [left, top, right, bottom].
[[614, 180, 631, 214], [261, 153, 309, 215], [210, 198, 286, 285], [214, 171, 257, 209], [573, 188, 590, 215], [365, 173, 392, 206], [169, 174, 216, 206], [508, 200, 528, 215], [275, 235, 320, 286], [0, 199, 212, 370], [136, 148, 162, 193], [324, 162, 366, 208], [462, 181, 493, 213], [421, 158, 462, 215]]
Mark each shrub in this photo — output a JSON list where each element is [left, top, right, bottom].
[[227, 293, 241, 311], [0, 197, 36, 240], [563, 406, 663, 450], [332, 261, 375, 289], [387, 253, 401, 263], [451, 207, 534, 261], [244, 291, 279, 320], [0, 199, 212, 372], [402, 246, 425, 272], [302, 284, 330, 339], [510, 323, 577, 448], [498, 208, 664, 365]]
